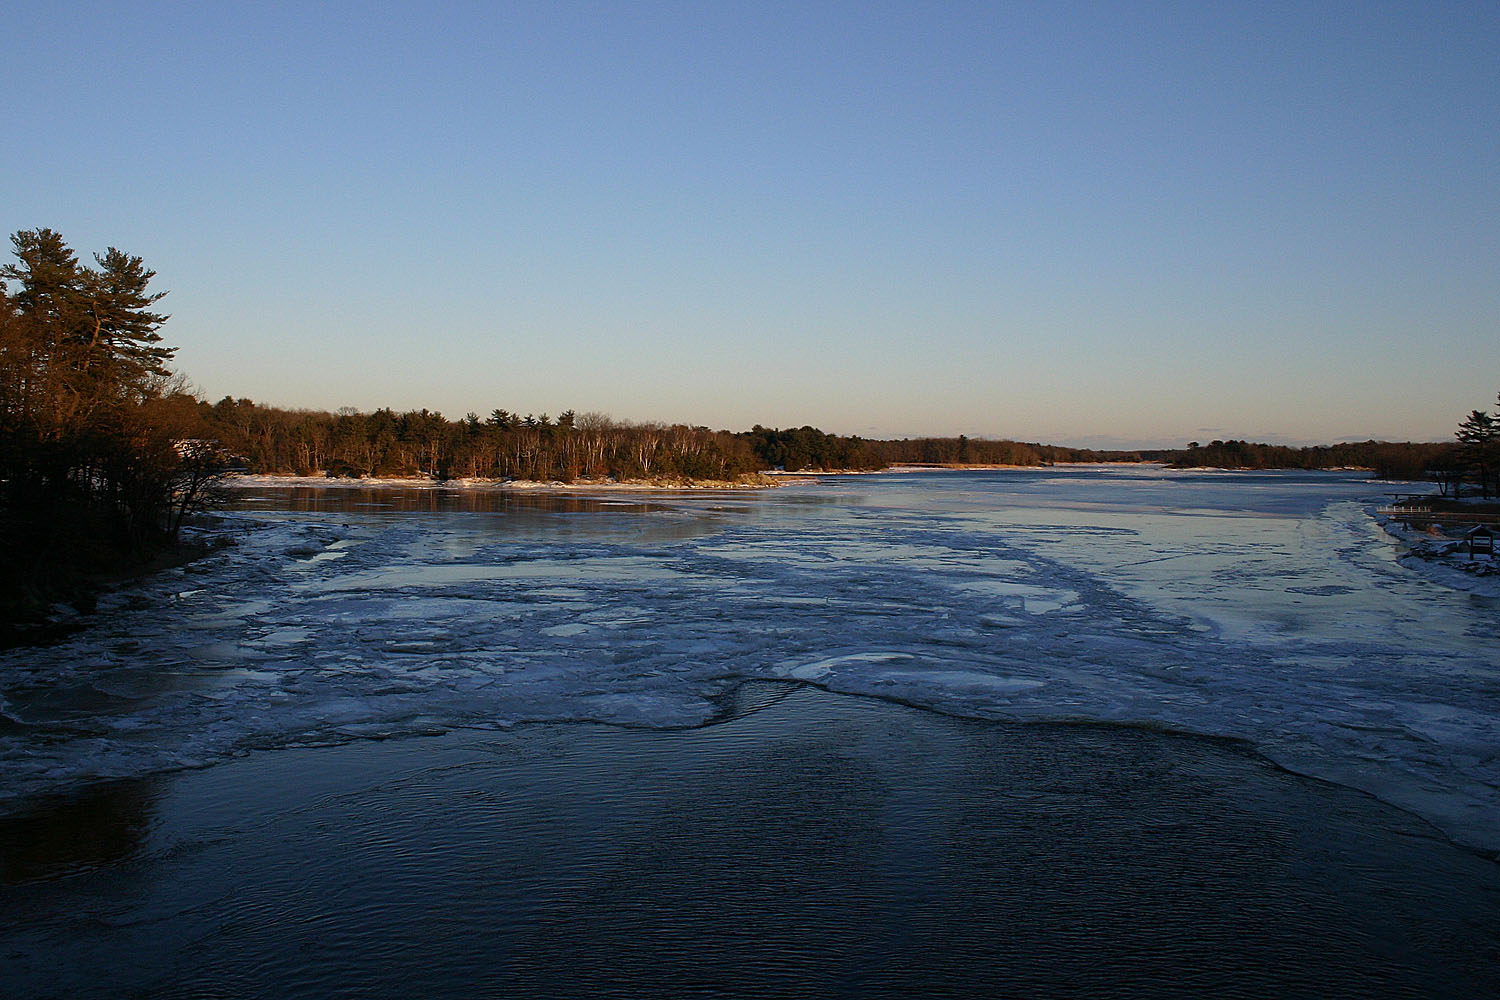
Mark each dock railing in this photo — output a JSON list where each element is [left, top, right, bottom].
[[1377, 498, 1500, 526]]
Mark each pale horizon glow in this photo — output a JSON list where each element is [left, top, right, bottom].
[[5, 2, 1496, 449]]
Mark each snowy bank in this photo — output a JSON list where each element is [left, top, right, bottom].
[[1376, 512, 1500, 598], [224, 473, 786, 491]]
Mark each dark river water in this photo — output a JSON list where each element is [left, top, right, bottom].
[[4, 684, 1498, 998]]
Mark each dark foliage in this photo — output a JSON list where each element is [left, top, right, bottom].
[[1167, 439, 1453, 479], [1452, 405, 1499, 499], [195, 405, 1141, 481], [1, 230, 224, 630], [200, 401, 765, 483]]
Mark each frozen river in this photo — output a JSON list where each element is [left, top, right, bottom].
[[2, 466, 1497, 853]]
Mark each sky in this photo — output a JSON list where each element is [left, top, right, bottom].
[[4, 1, 1497, 447]]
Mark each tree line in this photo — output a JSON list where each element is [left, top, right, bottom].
[[198, 397, 1464, 483], [1166, 398, 1500, 492], [1169, 439, 1455, 480], [201, 400, 766, 482], [193, 402, 1166, 481]]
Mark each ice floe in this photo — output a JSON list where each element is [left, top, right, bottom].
[[1, 468, 1497, 854]]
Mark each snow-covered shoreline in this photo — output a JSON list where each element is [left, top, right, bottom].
[[1375, 511, 1500, 598], [223, 473, 786, 491]]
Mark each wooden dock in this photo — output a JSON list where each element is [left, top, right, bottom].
[[1378, 494, 1500, 527]]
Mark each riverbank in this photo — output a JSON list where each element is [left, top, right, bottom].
[[768, 461, 1160, 477], [225, 472, 789, 491], [2, 682, 1494, 998], [1375, 499, 1500, 598], [0, 521, 236, 649], [890, 461, 1156, 471]]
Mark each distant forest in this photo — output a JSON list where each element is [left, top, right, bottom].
[[193, 397, 1453, 484], [195, 398, 1149, 481], [1167, 438, 1453, 481]]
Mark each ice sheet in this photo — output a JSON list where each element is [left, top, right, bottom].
[[1, 468, 1496, 853]]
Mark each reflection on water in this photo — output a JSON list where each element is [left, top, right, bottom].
[[0, 778, 160, 884], [225, 485, 742, 546], [226, 484, 691, 515]]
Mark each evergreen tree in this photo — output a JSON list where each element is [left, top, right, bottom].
[[0, 230, 174, 433], [1456, 408, 1498, 499], [0, 229, 85, 330], [84, 246, 173, 391], [2, 229, 219, 629]]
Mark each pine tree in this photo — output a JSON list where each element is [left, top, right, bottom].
[[2, 229, 218, 608], [1, 229, 90, 432], [0, 230, 174, 432], [85, 246, 173, 391], [0, 229, 86, 331], [1455, 408, 1498, 499]]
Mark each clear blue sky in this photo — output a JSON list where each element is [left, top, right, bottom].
[[5, 1, 1496, 447]]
